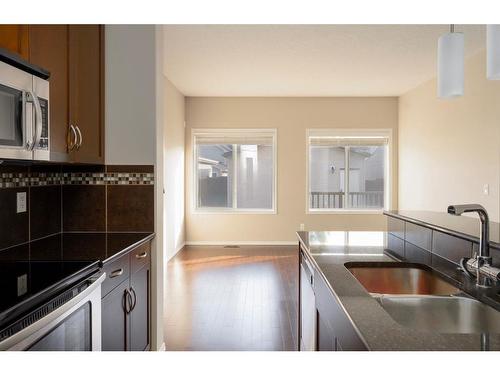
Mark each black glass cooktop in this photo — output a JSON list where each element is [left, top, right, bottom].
[[0, 260, 99, 328]]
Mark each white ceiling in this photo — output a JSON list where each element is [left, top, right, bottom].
[[163, 25, 486, 97]]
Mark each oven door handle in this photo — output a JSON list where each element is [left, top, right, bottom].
[[0, 272, 105, 351]]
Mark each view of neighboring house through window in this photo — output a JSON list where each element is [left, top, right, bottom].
[[194, 130, 276, 212], [308, 130, 390, 211]]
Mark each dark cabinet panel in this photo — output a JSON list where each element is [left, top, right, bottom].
[[432, 231, 472, 263], [129, 264, 150, 351], [28, 25, 69, 157], [68, 25, 104, 164], [387, 217, 405, 240], [101, 240, 151, 351], [317, 311, 336, 351], [102, 278, 128, 351], [405, 222, 432, 251], [405, 242, 432, 266], [314, 271, 366, 351], [387, 234, 405, 259], [0, 25, 29, 59]]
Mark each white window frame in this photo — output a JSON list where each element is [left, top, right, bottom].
[[306, 128, 392, 214], [192, 128, 277, 214]]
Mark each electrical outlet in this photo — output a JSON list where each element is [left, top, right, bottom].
[[300, 223, 305, 231], [16, 192, 27, 213], [483, 184, 489, 196], [17, 274, 27, 296]]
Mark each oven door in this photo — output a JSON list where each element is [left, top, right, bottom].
[[0, 61, 34, 160], [0, 272, 105, 351]]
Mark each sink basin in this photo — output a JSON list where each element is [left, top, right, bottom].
[[374, 295, 500, 334], [346, 262, 459, 296]]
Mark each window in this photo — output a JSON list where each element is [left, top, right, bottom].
[[193, 129, 276, 212], [307, 129, 391, 212]]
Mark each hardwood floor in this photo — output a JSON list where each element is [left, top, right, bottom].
[[164, 245, 299, 351]]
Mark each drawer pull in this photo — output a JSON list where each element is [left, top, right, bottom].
[[110, 268, 124, 278], [135, 252, 148, 259]]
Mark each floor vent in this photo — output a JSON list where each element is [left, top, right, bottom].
[[223, 245, 240, 248]]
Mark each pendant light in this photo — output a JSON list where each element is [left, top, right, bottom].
[[487, 25, 500, 80], [438, 25, 464, 98]]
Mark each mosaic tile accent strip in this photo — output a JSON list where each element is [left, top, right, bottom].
[[0, 172, 154, 188]]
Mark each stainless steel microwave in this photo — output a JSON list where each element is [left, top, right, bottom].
[[0, 60, 49, 161]]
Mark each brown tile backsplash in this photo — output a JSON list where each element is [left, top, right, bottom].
[[107, 185, 154, 232], [0, 187, 30, 250], [0, 162, 154, 256], [63, 185, 106, 232], [30, 185, 62, 240]]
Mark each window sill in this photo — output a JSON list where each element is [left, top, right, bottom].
[[193, 209, 277, 215], [307, 209, 385, 215]]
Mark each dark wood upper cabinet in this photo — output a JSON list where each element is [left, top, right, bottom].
[[0, 25, 30, 59], [28, 25, 70, 158], [0, 25, 104, 164], [68, 25, 104, 164]]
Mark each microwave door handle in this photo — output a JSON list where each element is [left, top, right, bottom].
[[30, 91, 43, 151], [22, 91, 33, 150]]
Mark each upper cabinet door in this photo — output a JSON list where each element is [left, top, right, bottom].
[[29, 25, 70, 159], [0, 25, 30, 60], [69, 25, 104, 164]]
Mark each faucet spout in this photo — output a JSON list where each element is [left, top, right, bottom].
[[447, 204, 490, 260]]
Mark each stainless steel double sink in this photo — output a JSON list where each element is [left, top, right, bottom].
[[346, 263, 500, 334]]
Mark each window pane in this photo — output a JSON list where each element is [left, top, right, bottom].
[[236, 144, 273, 209], [197, 144, 233, 208], [309, 146, 345, 209], [348, 146, 385, 209]]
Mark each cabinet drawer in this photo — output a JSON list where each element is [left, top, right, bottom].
[[387, 234, 405, 259], [130, 241, 151, 273], [102, 254, 130, 297], [387, 217, 405, 240], [405, 222, 432, 251]]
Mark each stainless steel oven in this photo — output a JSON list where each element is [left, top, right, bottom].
[[0, 59, 49, 161], [0, 272, 104, 351]]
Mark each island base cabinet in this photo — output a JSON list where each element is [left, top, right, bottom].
[[314, 271, 367, 351], [317, 312, 337, 351]]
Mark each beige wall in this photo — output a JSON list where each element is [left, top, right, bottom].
[[399, 50, 500, 222], [164, 78, 186, 258], [185, 97, 398, 243]]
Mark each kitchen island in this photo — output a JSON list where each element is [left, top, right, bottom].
[[297, 230, 500, 350]]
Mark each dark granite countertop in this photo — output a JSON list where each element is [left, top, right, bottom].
[[384, 210, 500, 250], [297, 230, 500, 351], [0, 231, 155, 264]]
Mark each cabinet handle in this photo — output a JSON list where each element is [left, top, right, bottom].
[[109, 268, 124, 278], [75, 125, 83, 150], [130, 287, 137, 311], [124, 289, 133, 314], [135, 251, 148, 259], [68, 124, 77, 151]]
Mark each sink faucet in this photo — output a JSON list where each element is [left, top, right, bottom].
[[447, 204, 499, 287]]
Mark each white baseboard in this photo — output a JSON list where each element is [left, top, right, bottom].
[[184, 240, 297, 246], [175, 241, 186, 253]]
